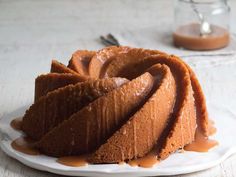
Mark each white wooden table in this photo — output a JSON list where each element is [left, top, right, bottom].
[[0, 0, 236, 176]]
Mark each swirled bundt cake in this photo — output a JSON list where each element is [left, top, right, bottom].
[[21, 46, 210, 163]]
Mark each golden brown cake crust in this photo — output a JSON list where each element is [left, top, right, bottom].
[[34, 73, 87, 101], [22, 77, 128, 140], [21, 46, 209, 163], [68, 50, 96, 75], [36, 73, 154, 156], [89, 64, 177, 163]]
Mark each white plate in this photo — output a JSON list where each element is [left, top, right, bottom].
[[0, 104, 236, 177]]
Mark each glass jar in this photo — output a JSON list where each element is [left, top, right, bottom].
[[173, 0, 230, 50]]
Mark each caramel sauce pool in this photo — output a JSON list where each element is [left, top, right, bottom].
[[57, 155, 88, 167], [10, 117, 23, 131], [10, 117, 218, 166], [208, 119, 217, 136], [128, 151, 159, 168], [57, 152, 159, 168], [184, 120, 218, 152], [11, 137, 40, 155], [11, 118, 40, 155]]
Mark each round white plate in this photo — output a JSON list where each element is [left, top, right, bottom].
[[0, 104, 236, 177]]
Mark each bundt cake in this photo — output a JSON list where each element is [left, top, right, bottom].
[[21, 46, 210, 164]]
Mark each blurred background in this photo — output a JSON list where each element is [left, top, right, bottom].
[[0, 0, 235, 113]]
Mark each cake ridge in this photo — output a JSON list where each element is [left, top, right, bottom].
[[36, 72, 154, 156], [68, 50, 95, 75], [89, 64, 177, 163], [22, 77, 128, 140]]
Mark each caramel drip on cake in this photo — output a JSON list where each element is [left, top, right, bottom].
[[36, 73, 154, 156], [10, 117, 23, 131], [184, 120, 218, 152], [89, 64, 177, 163], [184, 127, 218, 152], [18, 46, 216, 166]]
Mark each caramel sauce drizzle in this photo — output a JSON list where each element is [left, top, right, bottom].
[[10, 117, 218, 167], [10, 117, 23, 131], [11, 118, 40, 155], [184, 120, 218, 152]]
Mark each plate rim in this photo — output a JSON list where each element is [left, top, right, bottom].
[[1, 104, 236, 177]]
